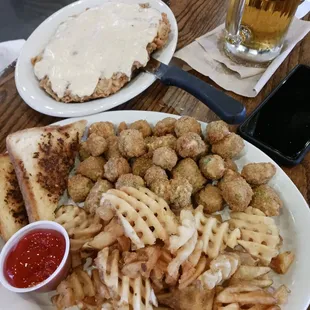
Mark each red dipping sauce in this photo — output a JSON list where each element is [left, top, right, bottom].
[[4, 229, 66, 288]]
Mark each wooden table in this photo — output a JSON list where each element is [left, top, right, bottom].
[[0, 0, 309, 205]]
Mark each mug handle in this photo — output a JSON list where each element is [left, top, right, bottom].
[[225, 0, 246, 45]]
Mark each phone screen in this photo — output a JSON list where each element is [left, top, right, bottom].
[[241, 65, 310, 160]]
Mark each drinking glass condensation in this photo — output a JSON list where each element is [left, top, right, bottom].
[[224, 0, 300, 66]]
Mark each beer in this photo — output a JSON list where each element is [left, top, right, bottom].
[[224, 0, 300, 65]]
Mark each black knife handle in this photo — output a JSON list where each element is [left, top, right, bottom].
[[160, 65, 246, 124]]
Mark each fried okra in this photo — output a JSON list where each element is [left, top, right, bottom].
[[104, 157, 131, 182], [241, 163, 276, 185], [68, 174, 93, 202], [146, 134, 177, 152], [154, 117, 176, 136], [169, 178, 193, 214], [172, 158, 206, 193], [86, 133, 107, 157], [150, 179, 171, 202], [129, 120, 152, 137], [118, 129, 146, 158], [105, 136, 122, 160], [174, 116, 202, 137], [211, 133, 245, 159], [144, 165, 168, 187], [84, 179, 113, 214], [199, 155, 225, 180], [206, 120, 230, 144], [79, 141, 91, 161], [195, 184, 224, 214], [117, 122, 127, 134], [176, 132, 206, 158], [152, 147, 178, 171], [224, 158, 238, 172], [251, 184, 282, 216], [132, 153, 153, 178], [76, 156, 106, 181], [115, 173, 145, 189], [88, 121, 115, 139]]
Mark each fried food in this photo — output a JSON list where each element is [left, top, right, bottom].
[[79, 141, 91, 160], [146, 134, 177, 152], [103, 157, 131, 182], [132, 153, 153, 177], [176, 132, 206, 158], [206, 120, 230, 144], [174, 116, 202, 137], [118, 129, 146, 158], [195, 184, 224, 214], [153, 147, 178, 171], [129, 120, 152, 137], [212, 133, 245, 159], [199, 154, 225, 180], [270, 251, 295, 274], [172, 158, 206, 193], [86, 133, 107, 157], [115, 173, 145, 189], [117, 121, 127, 134], [250, 185, 282, 216], [224, 158, 238, 172], [68, 174, 93, 202], [150, 179, 171, 202], [84, 179, 113, 214], [76, 156, 106, 181], [105, 136, 122, 159], [169, 178, 193, 213], [241, 163, 276, 185], [220, 170, 253, 212], [88, 121, 115, 139], [154, 117, 176, 136], [145, 165, 168, 187]]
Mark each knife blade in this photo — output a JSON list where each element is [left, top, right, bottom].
[[144, 58, 246, 124]]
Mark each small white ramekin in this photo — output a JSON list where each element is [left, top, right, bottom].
[[0, 221, 71, 293]]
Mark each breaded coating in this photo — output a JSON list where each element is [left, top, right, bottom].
[[104, 157, 131, 182], [76, 156, 106, 181], [150, 179, 171, 202], [220, 171, 253, 212], [174, 116, 202, 137], [117, 122, 127, 134], [224, 158, 238, 172], [169, 178, 193, 214], [154, 117, 176, 136], [118, 129, 146, 158], [79, 141, 90, 161], [241, 162, 276, 185], [144, 165, 168, 187], [176, 132, 206, 158], [152, 147, 178, 171], [211, 133, 245, 159], [132, 153, 153, 178], [195, 184, 224, 214], [84, 179, 113, 214], [105, 136, 122, 160], [172, 158, 206, 193], [86, 133, 107, 157], [88, 122, 115, 139], [206, 120, 230, 144], [129, 120, 152, 137], [68, 174, 93, 203], [115, 173, 145, 189], [146, 134, 177, 152], [199, 154, 225, 180], [251, 184, 282, 216]]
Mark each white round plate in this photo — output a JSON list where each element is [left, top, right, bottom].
[[15, 0, 178, 118], [1, 111, 310, 309]]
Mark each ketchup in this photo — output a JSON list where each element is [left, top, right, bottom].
[[4, 229, 66, 288]]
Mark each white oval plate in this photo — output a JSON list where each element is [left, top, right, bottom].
[[15, 0, 178, 118], [1, 111, 310, 309]]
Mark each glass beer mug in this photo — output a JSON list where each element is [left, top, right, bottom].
[[224, 0, 300, 66]]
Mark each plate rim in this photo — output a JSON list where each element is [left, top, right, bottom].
[[15, 0, 178, 118]]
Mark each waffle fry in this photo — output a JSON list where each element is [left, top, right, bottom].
[[229, 207, 280, 265], [194, 206, 241, 258], [95, 247, 158, 309], [102, 188, 169, 249]]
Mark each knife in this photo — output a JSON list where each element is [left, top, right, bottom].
[[144, 58, 246, 124]]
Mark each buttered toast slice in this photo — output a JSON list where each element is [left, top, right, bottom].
[[0, 154, 28, 241], [6, 120, 87, 222]]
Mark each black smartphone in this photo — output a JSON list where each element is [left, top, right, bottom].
[[238, 64, 310, 166]]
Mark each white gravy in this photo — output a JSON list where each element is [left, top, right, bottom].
[[34, 3, 163, 98]]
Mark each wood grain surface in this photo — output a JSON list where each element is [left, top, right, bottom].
[[0, 0, 309, 206]]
